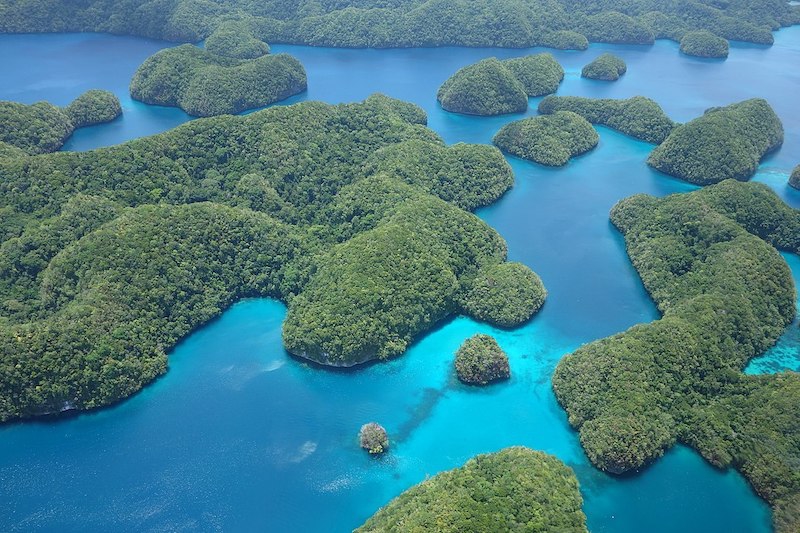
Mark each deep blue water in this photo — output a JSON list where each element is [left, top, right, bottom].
[[1, 28, 799, 532]]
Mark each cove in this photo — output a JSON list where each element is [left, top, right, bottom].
[[2, 27, 800, 532]]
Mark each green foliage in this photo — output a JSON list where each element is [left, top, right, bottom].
[[503, 53, 564, 97], [581, 53, 626, 81], [438, 54, 565, 116], [493, 111, 599, 166], [0, 95, 539, 420], [204, 19, 270, 59], [680, 30, 729, 58], [359, 422, 388, 454], [539, 95, 676, 144], [129, 44, 306, 116], [541, 30, 589, 50], [356, 447, 588, 532], [552, 180, 800, 533], [791, 165, 800, 190], [454, 334, 510, 385], [0, 90, 122, 155], [647, 98, 784, 184], [0, 101, 73, 154], [437, 58, 528, 116], [65, 90, 122, 128], [1, 0, 795, 49], [461, 262, 546, 327]]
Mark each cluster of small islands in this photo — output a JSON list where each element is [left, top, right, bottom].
[[1, 0, 800, 531]]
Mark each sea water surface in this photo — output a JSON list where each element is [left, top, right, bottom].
[[1, 28, 800, 532]]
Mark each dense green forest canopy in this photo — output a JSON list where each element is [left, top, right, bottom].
[[129, 44, 306, 116], [648, 98, 783, 184], [679, 29, 729, 58], [0, 95, 546, 422], [454, 334, 510, 385], [581, 53, 626, 81], [0, 90, 121, 155], [791, 165, 800, 189], [552, 180, 800, 533], [204, 19, 270, 58], [538, 95, 675, 144], [437, 54, 563, 116], [460, 261, 545, 327], [493, 111, 599, 166], [1, 0, 796, 49], [356, 447, 588, 532]]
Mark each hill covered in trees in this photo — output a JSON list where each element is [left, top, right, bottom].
[[552, 180, 800, 533], [437, 54, 563, 116], [538, 95, 676, 144], [0, 94, 548, 421], [648, 98, 783, 184], [1, 0, 796, 50], [129, 44, 306, 116], [493, 111, 598, 166], [356, 447, 587, 532], [581, 53, 627, 81], [0, 90, 121, 154], [680, 30, 729, 58]]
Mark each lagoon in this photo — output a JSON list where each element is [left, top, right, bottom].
[[1, 28, 799, 532]]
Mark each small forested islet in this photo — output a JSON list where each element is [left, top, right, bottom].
[[647, 98, 783, 184], [538, 95, 675, 144], [454, 334, 510, 385], [0, 90, 121, 154], [493, 111, 599, 166], [129, 44, 306, 116], [680, 30, 729, 58], [581, 53, 627, 81], [356, 447, 588, 532]]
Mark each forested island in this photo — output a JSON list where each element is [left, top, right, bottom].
[[538, 95, 676, 144], [552, 180, 800, 533], [493, 112, 599, 166], [791, 165, 800, 189], [648, 98, 783, 184], [680, 30, 729, 58], [356, 447, 588, 532], [454, 334, 510, 385], [0, 94, 548, 422], [437, 54, 563, 116], [204, 20, 270, 59], [1, 0, 796, 50], [129, 44, 306, 116], [581, 53, 627, 81], [0, 90, 121, 154]]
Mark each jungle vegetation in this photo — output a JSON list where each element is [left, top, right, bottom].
[[493, 111, 599, 166], [129, 44, 306, 116], [356, 447, 588, 532], [0, 90, 121, 154], [1, 0, 795, 50], [679, 30, 729, 58], [0, 94, 546, 421], [460, 261, 546, 327], [437, 54, 563, 116], [204, 19, 270, 59], [538, 95, 676, 144], [552, 180, 800, 533], [647, 98, 783, 184], [790, 165, 800, 189], [581, 53, 627, 81], [454, 334, 510, 385]]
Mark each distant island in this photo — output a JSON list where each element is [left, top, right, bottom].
[[0, 94, 547, 422], [581, 53, 627, 81], [553, 180, 800, 533], [648, 98, 783, 184], [356, 447, 588, 532], [680, 30, 729, 58], [0, 90, 121, 154], [438, 54, 563, 116], [129, 44, 306, 116], [2, 0, 794, 51], [493, 111, 599, 166]]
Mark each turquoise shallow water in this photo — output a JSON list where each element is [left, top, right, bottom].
[[1, 28, 800, 532]]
